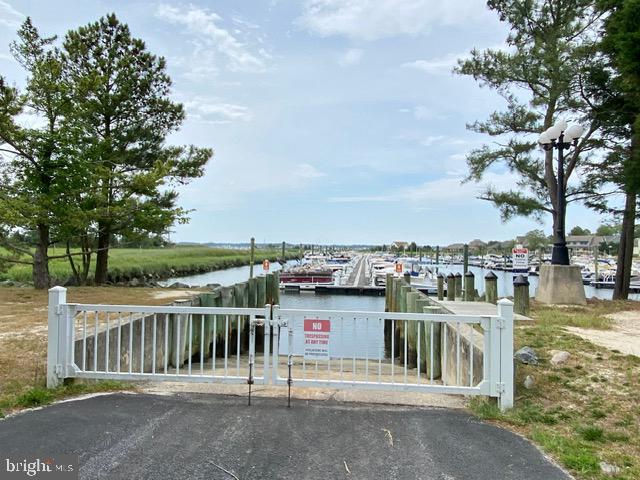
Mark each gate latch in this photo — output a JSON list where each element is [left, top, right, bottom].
[[251, 317, 265, 327]]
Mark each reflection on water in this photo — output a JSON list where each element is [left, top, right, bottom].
[[160, 260, 298, 287]]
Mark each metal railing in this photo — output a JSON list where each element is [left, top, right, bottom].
[[47, 287, 271, 387], [47, 287, 514, 410], [272, 302, 514, 409]]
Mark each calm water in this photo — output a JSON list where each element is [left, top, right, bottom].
[[279, 291, 385, 359], [160, 260, 298, 287], [163, 265, 386, 358], [162, 261, 638, 359], [432, 264, 640, 301]]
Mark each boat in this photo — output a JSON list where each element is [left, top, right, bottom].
[[279, 264, 335, 290]]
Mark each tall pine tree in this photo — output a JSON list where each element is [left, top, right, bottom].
[[62, 14, 212, 284], [455, 1, 603, 251]]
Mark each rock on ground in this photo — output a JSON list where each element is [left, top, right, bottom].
[[599, 461, 620, 476], [550, 350, 570, 366], [515, 346, 539, 365]]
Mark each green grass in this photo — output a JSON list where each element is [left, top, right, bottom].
[[469, 300, 640, 479], [0, 380, 132, 418], [0, 246, 299, 284]]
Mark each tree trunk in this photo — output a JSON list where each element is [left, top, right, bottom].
[[94, 222, 111, 285], [613, 191, 636, 300], [33, 223, 50, 289], [66, 240, 81, 285]]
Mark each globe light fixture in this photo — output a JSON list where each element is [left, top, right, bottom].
[[538, 119, 584, 265]]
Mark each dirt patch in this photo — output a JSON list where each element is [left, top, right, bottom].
[[150, 290, 197, 300], [0, 287, 203, 404], [564, 310, 640, 357]]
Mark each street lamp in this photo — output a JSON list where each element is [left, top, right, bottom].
[[538, 120, 584, 265]]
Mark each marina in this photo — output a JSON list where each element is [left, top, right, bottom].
[[161, 251, 640, 301]]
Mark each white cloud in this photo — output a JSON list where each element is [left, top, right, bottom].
[[413, 105, 436, 120], [156, 4, 269, 73], [419, 135, 445, 147], [293, 163, 326, 179], [0, 1, 23, 29], [183, 98, 253, 124], [402, 52, 463, 75], [329, 171, 519, 205], [298, 0, 489, 40], [338, 48, 363, 66]]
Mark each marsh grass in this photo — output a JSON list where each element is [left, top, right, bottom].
[[469, 300, 640, 479], [0, 246, 297, 284]]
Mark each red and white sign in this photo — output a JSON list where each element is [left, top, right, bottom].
[[395, 263, 403, 273], [262, 259, 270, 271], [303, 319, 330, 360], [512, 247, 529, 271]]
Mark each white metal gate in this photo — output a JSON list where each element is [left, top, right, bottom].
[[47, 287, 514, 410]]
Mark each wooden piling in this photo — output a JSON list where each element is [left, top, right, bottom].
[[414, 296, 429, 373], [454, 272, 462, 300], [385, 273, 393, 312], [463, 244, 469, 274], [257, 275, 266, 306], [247, 277, 257, 308], [281, 241, 285, 260], [484, 271, 498, 304], [384, 278, 394, 357], [446, 273, 455, 301], [403, 272, 411, 285], [265, 273, 275, 305], [199, 292, 218, 357], [273, 271, 280, 305], [398, 284, 411, 360], [406, 291, 419, 368], [437, 273, 444, 301], [435, 246, 440, 265], [249, 237, 255, 279], [422, 305, 442, 379], [234, 282, 249, 352], [513, 274, 530, 316], [217, 287, 234, 358], [464, 271, 475, 301]]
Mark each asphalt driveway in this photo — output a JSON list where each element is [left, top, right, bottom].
[[0, 393, 570, 480]]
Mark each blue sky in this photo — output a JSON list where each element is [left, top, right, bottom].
[[0, 0, 602, 245]]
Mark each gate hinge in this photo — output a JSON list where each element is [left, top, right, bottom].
[[55, 364, 63, 376], [497, 318, 506, 329], [55, 305, 64, 315], [496, 382, 505, 394]]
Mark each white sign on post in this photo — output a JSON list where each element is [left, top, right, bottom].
[[303, 319, 330, 360], [512, 247, 529, 273]]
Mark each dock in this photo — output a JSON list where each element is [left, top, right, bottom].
[[281, 254, 442, 296], [430, 299, 532, 321]]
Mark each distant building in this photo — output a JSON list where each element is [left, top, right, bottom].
[[468, 239, 487, 249], [566, 235, 618, 253], [392, 241, 408, 251], [515, 236, 527, 246]]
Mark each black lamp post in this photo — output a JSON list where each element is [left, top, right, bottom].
[[538, 120, 584, 266]]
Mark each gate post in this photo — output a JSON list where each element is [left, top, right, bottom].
[[263, 304, 272, 384], [271, 304, 280, 384], [47, 286, 69, 388], [497, 299, 514, 411]]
